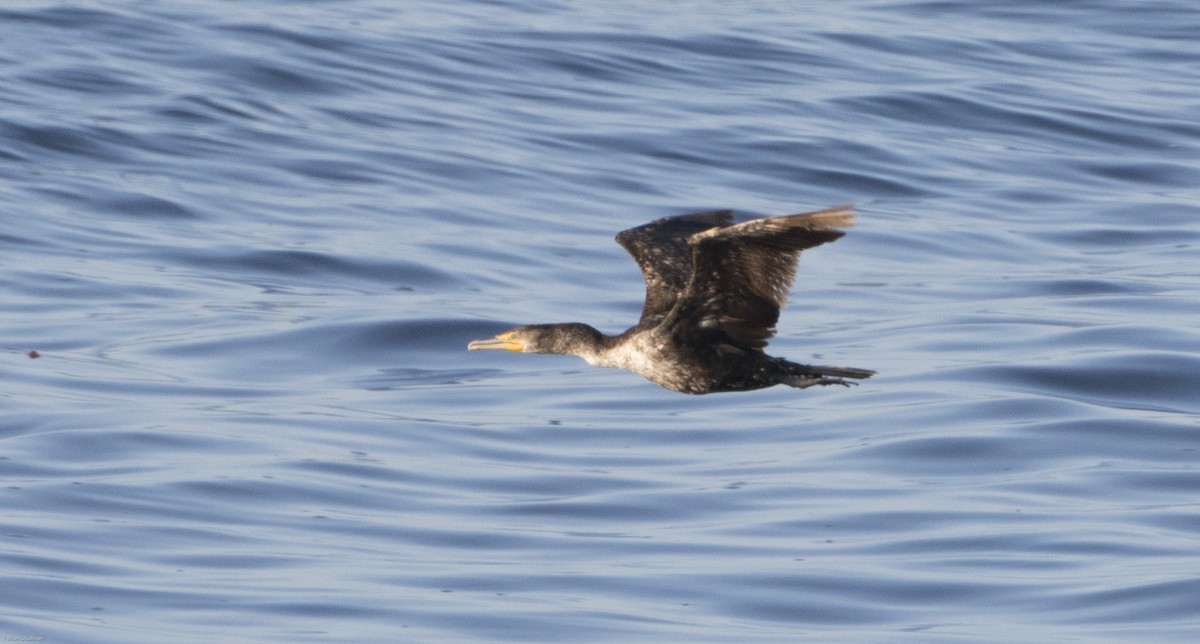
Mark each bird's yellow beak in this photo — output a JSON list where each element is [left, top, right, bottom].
[[467, 332, 524, 352]]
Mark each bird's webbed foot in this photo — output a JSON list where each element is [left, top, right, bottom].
[[785, 375, 857, 389]]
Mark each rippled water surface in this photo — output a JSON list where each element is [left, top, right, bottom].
[[3, 1, 1199, 641]]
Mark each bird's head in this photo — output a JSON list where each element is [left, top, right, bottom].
[[467, 323, 600, 355]]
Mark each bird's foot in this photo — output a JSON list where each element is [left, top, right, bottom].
[[785, 375, 858, 389]]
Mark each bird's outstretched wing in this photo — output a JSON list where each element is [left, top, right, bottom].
[[615, 209, 733, 328], [669, 204, 855, 350]]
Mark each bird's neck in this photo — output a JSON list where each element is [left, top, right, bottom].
[[543, 323, 622, 364], [575, 328, 648, 370]]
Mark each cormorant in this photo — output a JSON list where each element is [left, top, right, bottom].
[[468, 204, 874, 394]]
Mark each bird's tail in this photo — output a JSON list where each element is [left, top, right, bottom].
[[780, 361, 876, 389]]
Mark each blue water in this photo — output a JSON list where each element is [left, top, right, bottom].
[[3, 1, 1199, 641]]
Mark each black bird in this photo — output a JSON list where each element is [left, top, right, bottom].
[[468, 205, 874, 394]]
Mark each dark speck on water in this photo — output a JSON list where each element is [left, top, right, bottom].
[[2, 1, 1198, 642]]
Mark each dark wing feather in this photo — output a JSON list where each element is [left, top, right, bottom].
[[668, 205, 855, 350], [615, 209, 733, 327]]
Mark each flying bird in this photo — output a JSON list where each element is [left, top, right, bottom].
[[468, 205, 874, 394]]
